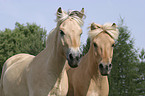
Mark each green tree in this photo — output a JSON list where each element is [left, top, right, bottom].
[[139, 49, 145, 62], [108, 18, 139, 96], [0, 22, 47, 74], [135, 49, 145, 95], [81, 38, 90, 56]]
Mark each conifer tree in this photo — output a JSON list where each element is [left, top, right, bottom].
[[108, 18, 139, 96]]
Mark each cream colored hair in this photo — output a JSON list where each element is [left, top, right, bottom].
[[56, 9, 85, 27], [88, 23, 119, 40]]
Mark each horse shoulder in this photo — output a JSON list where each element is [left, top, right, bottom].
[[49, 68, 68, 96], [87, 79, 100, 96], [87, 76, 109, 96]]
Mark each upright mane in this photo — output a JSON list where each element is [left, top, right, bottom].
[[56, 9, 85, 27], [46, 28, 57, 47], [88, 23, 119, 40]]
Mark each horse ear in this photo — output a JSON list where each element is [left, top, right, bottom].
[[90, 23, 102, 30], [91, 23, 97, 30], [81, 8, 84, 14], [78, 8, 85, 19], [57, 7, 62, 14], [57, 7, 63, 20], [112, 23, 116, 27]]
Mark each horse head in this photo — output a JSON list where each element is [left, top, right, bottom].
[[89, 23, 119, 75], [56, 7, 85, 68]]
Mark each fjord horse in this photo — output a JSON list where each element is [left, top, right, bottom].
[[67, 23, 119, 96], [0, 7, 85, 96], [48, 8, 86, 96]]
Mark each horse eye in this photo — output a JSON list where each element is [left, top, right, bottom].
[[60, 30, 65, 36], [112, 44, 115, 47], [93, 43, 98, 48]]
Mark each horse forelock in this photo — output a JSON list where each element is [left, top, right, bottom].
[[88, 23, 119, 40], [56, 10, 84, 27]]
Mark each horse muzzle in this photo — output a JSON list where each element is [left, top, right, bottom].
[[99, 63, 112, 76], [66, 48, 81, 68]]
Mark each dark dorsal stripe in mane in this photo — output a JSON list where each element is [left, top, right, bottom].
[[69, 10, 85, 19], [56, 10, 85, 27]]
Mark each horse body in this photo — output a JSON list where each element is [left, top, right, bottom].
[[2, 46, 66, 96], [1, 7, 85, 96], [26, 45, 66, 96], [67, 23, 119, 96]]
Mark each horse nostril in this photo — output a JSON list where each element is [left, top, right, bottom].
[[76, 55, 80, 61], [69, 53, 74, 60], [109, 64, 112, 68], [106, 65, 108, 70], [99, 63, 104, 69]]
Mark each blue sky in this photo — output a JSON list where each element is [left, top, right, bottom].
[[0, 0, 145, 51]]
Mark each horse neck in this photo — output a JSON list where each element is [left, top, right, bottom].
[[46, 27, 66, 75], [33, 27, 66, 77]]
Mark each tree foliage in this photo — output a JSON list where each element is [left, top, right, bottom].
[[139, 49, 145, 62], [81, 38, 90, 56], [136, 49, 145, 95], [0, 22, 47, 74], [108, 19, 139, 96]]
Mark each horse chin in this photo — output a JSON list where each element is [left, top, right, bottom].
[[67, 59, 79, 68], [100, 70, 111, 76], [101, 73, 109, 76]]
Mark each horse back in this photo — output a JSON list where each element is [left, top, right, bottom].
[[1, 53, 33, 77]]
